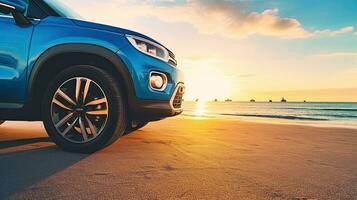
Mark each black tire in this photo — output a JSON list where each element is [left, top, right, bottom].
[[42, 65, 127, 153], [0, 121, 5, 126], [125, 121, 149, 134]]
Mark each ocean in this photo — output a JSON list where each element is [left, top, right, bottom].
[[182, 101, 357, 129]]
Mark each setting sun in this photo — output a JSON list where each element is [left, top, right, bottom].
[[181, 58, 234, 101]]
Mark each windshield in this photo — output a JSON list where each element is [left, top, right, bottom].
[[43, 0, 82, 20]]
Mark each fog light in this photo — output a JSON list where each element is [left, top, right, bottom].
[[150, 72, 168, 91], [151, 75, 164, 88]]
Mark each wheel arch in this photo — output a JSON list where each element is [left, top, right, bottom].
[[28, 44, 135, 119]]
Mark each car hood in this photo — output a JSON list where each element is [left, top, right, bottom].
[[71, 19, 166, 48]]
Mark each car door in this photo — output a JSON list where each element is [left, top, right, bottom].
[[0, 1, 34, 108]]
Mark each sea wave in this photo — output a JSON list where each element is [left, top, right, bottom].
[[284, 108, 357, 112], [307, 114, 357, 118], [317, 108, 357, 112], [220, 114, 328, 121], [182, 102, 357, 123]]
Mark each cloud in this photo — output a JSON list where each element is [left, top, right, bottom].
[[147, 0, 313, 39], [314, 26, 354, 36], [69, 0, 353, 40], [313, 52, 357, 58]]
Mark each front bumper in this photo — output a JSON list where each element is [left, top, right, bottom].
[[129, 83, 185, 121]]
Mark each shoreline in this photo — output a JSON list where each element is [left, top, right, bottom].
[[182, 101, 357, 130], [180, 114, 357, 130]]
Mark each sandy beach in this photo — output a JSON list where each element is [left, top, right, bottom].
[[1, 117, 357, 199]]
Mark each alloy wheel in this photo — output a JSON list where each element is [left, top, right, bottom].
[[51, 77, 109, 143]]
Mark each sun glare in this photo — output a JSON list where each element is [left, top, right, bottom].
[[194, 100, 207, 116], [181, 59, 234, 101]]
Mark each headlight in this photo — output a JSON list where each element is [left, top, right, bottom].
[[126, 35, 169, 62]]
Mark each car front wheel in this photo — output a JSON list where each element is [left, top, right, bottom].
[[42, 65, 127, 153]]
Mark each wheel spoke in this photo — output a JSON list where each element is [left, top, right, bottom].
[[56, 89, 76, 105], [85, 98, 107, 106], [52, 77, 109, 144], [83, 79, 91, 103], [86, 109, 108, 116], [79, 117, 88, 142], [75, 78, 81, 103], [85, 115, 97, 137], [55, 112, 74, 129], [53, 98, 73, 111], [61, 117, 79, 136]]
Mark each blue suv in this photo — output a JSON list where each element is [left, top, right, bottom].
[[0, 0, 185, 153]]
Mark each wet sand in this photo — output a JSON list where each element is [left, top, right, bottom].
[[1, 117, 357, 199]]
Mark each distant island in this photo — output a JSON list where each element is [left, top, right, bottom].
[[225, 99, 233, 102], [250, 99, 256, 103], [281, 97, 287, 102]]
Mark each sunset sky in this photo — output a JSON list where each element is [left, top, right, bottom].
[[64, 0, 357, 102]]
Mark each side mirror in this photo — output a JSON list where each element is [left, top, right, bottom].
[[0, 0, 30, 25]]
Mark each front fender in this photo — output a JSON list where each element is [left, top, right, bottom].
[[27, 43, 136, 103], [27, 17, 135, 103]]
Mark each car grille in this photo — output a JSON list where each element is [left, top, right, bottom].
[[172, 85, 185, 109], [168, 50, 175, 59], [168, 50, 177, 66]]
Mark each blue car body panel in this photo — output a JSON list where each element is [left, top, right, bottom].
[[71, 19, 164, 46], [0, 16, 34, 106], [27, 17, 130, 88]]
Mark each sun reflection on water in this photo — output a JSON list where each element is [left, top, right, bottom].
[[194, 101, 207, 117]]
